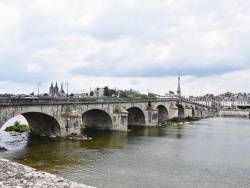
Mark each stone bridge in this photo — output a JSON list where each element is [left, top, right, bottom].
[[0, 97, 216, 137]]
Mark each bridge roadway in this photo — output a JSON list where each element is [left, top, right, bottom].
[[0, 97, 216, 137]]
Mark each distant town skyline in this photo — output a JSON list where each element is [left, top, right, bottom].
[[0, 1, 250, 96]]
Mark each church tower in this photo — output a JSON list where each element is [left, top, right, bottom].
[[49, 83, 54, 97], [54, 82, 59, 96], [177, 71, 181, 97], [60, 83, 65, 94]]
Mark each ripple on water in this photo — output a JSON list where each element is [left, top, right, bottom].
[[0, 117, 250, 188]]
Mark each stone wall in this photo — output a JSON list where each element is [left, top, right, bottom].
[[219, 110, 250, 117]]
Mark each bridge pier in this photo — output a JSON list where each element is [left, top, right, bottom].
[[59, 118, 82, 137], [168, 104, 178, 119], [184, 105, 193, 117], [195, 110, 202, 118], [144, 108, 159, 126], [201, 108, 208, 118], [60, 108, 82, 136], [112, 107, 128, 131]]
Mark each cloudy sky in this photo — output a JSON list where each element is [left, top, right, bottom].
[[0, 0, 250, 97]]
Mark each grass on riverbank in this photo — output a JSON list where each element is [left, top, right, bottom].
[[5, 121, 30, 133], [170, 117, 202, 123]]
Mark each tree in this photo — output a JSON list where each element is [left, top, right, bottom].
[[133, 93, 148, 98], [90, 91, 94, 96], [109, 89, 116, 96], [119, 91, 128, 98], [104, 86, 116, 97], [148, 93, 156, 98], [14, 121, 21, 126], [104, 86, 109, 96]]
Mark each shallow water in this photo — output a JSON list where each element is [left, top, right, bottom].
[[1, 117, 250, 188]]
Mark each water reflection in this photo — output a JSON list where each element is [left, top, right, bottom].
[[0, 118, 250, 188], [0, 124, 189, 173], [128, 124, 186, 139]]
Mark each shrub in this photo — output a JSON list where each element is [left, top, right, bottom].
[[5, 121, 30, 133], [170, 117, 201, 123]]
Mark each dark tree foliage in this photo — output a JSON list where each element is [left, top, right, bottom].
[[5, 121, 30, 133], [133, 93, 148, 98], [104, 86, 116, 97], [119, 91, 128, 98], [90, 91, 94, 96], [104, 86, 109, 96]]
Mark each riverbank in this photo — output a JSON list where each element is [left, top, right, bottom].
[[219, 109, 249, 118], [0, 158, 95, 188]]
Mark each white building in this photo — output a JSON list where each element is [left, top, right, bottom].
[[189, 92, 250, 109], [94, 88, 104, 98], [165, 91, 175, 98]]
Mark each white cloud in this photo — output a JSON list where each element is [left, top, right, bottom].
[[26, 64, 42, 73], [0, 0, 250, 96]]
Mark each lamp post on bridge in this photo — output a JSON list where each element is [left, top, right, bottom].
[[38, 83, 41, 97], [65, 82, 68, 97]]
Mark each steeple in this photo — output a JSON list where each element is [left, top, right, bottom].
[[177, 71, 181, 97], [55, 82, 58, 89], [60, 82, 65, 93]]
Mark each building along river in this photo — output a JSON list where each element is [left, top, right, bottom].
[[0, 117, 250, 188]]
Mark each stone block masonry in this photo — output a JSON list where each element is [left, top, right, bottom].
[[219, 109, 250, 117]]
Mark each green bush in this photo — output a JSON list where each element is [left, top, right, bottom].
[[170, 117, 201, 123], [171, 117, 184, 123], [5, 121, 30, 133]]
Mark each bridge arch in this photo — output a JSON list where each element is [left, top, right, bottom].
[[157, 105, 169, 124], [190, 106, 195, 117], [82, 109, 112, 130], [176, 104, 185, 118], [127, 107, 145, 126], [1, 112, 61, 136], [22, 112, 61, 136]]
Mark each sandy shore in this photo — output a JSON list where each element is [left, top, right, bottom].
[[0, 158, 95, 188]]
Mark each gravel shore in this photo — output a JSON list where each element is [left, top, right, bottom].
[[0, 158, 95, 188]]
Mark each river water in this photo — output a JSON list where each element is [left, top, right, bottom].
[[0, 117, 250, 188]]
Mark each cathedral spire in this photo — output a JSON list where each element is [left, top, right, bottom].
[[177, 71, 181, 97], [60, 82, 65, 93]]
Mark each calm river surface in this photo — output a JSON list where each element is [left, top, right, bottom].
[[1, 117, 250, 188]]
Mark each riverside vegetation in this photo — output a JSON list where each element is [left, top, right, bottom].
[[5, 121, 30, 133], [170, 117, 201, 123]]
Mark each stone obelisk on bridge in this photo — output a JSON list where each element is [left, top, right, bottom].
[[177, 71, 181, 98]]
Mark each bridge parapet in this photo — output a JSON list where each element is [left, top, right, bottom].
[[0, 97, 178, 106], [181, 99, 215, 110]]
